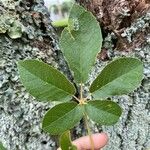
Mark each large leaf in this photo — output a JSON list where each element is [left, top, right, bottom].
[[60, 3, 102, 83], [90, 58, 143, 99], [18, 60, 76, 102], [85, 100, 122, 125], [60, 131, 77, 150], [42, 102, 83, 135]]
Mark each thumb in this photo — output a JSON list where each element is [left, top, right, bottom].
[[57, 132, 108, 150], [73, 133, 108, 150]]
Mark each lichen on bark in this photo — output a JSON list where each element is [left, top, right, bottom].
[[0, 0, 71, 149]]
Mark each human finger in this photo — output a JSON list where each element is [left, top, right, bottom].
[[72, 133, 108, 150]]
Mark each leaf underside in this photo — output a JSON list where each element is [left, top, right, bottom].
[[18, 60, 76, 102], [85, 100, 122, 125], [60, 3, 102, 83], [42, 102, 83, 135], [90, 58, 143, 99]]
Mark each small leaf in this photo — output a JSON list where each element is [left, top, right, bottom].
[[18, 60, 76, 102], [90, 58, 143, 99], [85, 100, 122, 125], [60, 131, 77, 150], [60, 3, 102, 83], [0, 142, 6, 150], [42, 102, 83, 135]]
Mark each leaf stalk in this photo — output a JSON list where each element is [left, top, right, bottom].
[[84, 113, 95, 150]]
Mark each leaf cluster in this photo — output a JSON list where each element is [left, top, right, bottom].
[[17, 3, 143, 150]]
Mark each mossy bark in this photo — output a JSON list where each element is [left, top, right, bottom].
[[0, 0, 70, 149]]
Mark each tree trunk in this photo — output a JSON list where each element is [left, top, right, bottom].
[[0, 0, 71, 149], [77, 1, 150, 150]]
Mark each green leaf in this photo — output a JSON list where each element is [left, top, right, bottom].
[[60, 3, 102, 83], [42, 102, 83, 135], [0, 142, 6, 150], [90, 58, 143, 99], [18, 60, 76, 102], [60, 131, 77, 150], [85, 100, 122, 125]]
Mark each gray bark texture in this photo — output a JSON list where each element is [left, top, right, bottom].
[[0, 0, 72, 149], [0, 0, 150, 150]]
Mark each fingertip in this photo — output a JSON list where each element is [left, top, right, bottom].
[[91, 133, 108, 149], [94, 132, 109, 149], [73, 132, 109, 150], [98, 132, 109, 142]]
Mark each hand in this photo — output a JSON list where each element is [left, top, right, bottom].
[[58, 132, 108, 150], [72, 133, 108, 150]]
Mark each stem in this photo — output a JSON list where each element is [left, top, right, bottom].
[[80, 82, 83, 100], [73, 95, 80, 102], [84, 113, 94, 150], [79, 83, 94, 149]]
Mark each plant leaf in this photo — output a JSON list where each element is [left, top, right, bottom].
[[90, 58, 143, 99], [85, 100, 122, 125], [60, 131, 77, 150], [60, 3, 102, 83], [18, 60, 76, 102], [0, 142, 6, 150], [42, 102, 83, 135]]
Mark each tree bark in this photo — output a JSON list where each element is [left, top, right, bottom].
[[0, 0, 71, 149], [77, 1, 150, 150]]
